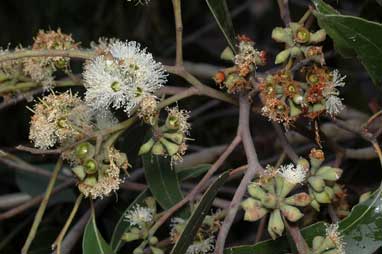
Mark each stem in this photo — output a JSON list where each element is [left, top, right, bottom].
[[284, 219, 309, 254], [21, 157, 64, 254], [53, 194, 84, 254], [172, 0, 183, 66], [0, 49, 95, 63], [215, 96, 264, 253], [277, 0, 291, 26], [273, 123, 299, 164]]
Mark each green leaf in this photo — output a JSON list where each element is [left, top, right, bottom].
[[312, 0, 382, 85], [110, 189, 151, 251], [83, 213, 114, 254], [205, 0, 236, 53], [170, 171, 229, 254], [177, 164, 211, 181], [142, 154, 188, 217]]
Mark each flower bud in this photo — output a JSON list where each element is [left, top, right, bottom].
[[220, 47, 235, 61], [144, 197, 157, 211], [131, 227, 141, 234], [297, 158, 310, 171], [316, 166, 342, 181], [290, 47, 303, 58], [122, 232, 140, 242], [279, 177, 296, 199], [325, 186, 335, 199], [315, 237, 336, 253], [272, 27, 290, 43], [262, 193, 278, 209], [139, 138, 155, 155], [309, 29, 326, 44], [285, 193, 311, 207], [71, 165, 86, 181], [309, 148, 325, 170], [133, 247, 144, 254], [268, 209, 284, 239], [359, 191, 371, 203], [151, 142, 165, 155], [313, 190, 331, 204], [163, 132, 184, 145], [280, 204, 304, 222], [308, 176, 326, 192], [311, 199, 320, 211], [159, 138, 179, 156], [150, 247, 164, 254], [149, 236, 159, 245], [75, 142, 95, 160], [84, 159, 97, 174], [83, 176, 97, 186], [312, 235, 325, 250], [289, 100, 302, 117], [247, 183, 267, 201], [275, 49, 291, 64], [241, 198, 267, 221]]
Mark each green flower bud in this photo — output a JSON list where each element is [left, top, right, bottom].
[[133, 247, 144, 254], [247, 183, 267, 201], [315, 237, 336, 253], [309, 149, 325, 170], [83, 176, 97, 186], [150, 247, 164, 254], [121, 232, 140, 242], [275, 175, 284, 198], [313, 190, 331, 204], [163, 132, 184, 145], [316, 166, 342, 181], [151, 142, 165, 155], [149, 236, 159, 245], [308, 176, 326, 192], [262, 193, 278, 209], [359, 191, 371, 203], [311, 199, 321, 211], [275, 49, 291, 64], [290, 46, 303, 58], [220, 46, 235, 62], [159, 138, 179, 156], [241, 198, 268, 221], [312, 236, 325, 251], [268, 209, 284, 239], [71, 165, 86, 181], [285, 193, 311, 207], [279, 177, 296, 199], [272, 27, 293, 45], [325, 186, 335, 199], [289, 99, 302, 117], [139, 138, 155, 155], [309, 29, 326, 44], [280, 204, 304, 222], [84, 159, 97, 174], [75, 142, 94, 160]]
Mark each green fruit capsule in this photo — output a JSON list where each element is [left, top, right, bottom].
[[313, 190, 331, 204], [149, 236, 159, 245], [133, 247, 144, 254], [316, 166, 342, 181], [308, 176, 326, 192], [247, 183, 267, 201], [275, 49, 291, 64], [84, 159, 97, 174], [284, 192, 311, 207], [262, 193, 278, 209], [220, 46, 235, 62], [280, 204, 304, 222]]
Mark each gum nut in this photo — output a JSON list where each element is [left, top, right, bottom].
[[314, 190, 331, 204], [71, 165, 86, 181], [324, 186, 335, 199], [312, 235, 325, 251], [285, 192, 311, 207], [163, 132, 184, 145], [241, 197, 262, 210], [280, 204, 304, 222], [151, 142, 165, 155], [272, 27, 289, 42], [262, 193, 278, 209], [289, 100, 302, 117], [290, 46, 303, 57], [121, 232, 140, 242], [311, 199, 321, 211], [316, 166, 341, 181], [244, 206, 268, 222], [275, 49, 291, 64], [312, 103, 325, 112], [150, 247, 164, 254], [133, 247, 144, 254], [83, 176, 97, 187], [309, 29, 327, 44], [359, 191, 372, 203], [248, 183, 267, 200], [75, 142, 95, 159], [268, 209, 285, 239], [138, 138, 155, 155], [220, 46, 235, 62], [308, 176, 326, 192], [159, 138, 179, 156]]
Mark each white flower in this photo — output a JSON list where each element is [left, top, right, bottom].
[[186, 237, 215, 254], [278, 163, 306, 184], [125, 204, 154, 228], [323, 69, 346, 116], [83, 40, 166, 114], [234, 40, 260, 69], [325, 223, 346, 254]]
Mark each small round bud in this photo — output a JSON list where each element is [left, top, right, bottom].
[[133, 247, 144, 254], [308, 176, 326, 192], [149, 236, 159, 245], [84, 159, 97, 174]]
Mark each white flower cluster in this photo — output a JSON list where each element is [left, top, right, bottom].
[[186, 237, 215, 254], [326, 223, 346, 254], [125, 204, 154, 228], [83, 40, 167, 114], [278, 163, 307, 184], [324, 69, 346, 116]]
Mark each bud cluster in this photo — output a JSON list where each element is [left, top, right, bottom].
[[272, 22, 326, 65], [259, 66, 346, 125], [139, 107, 190, 163], [311, 223, 345, 254], [214, 35, 266, 94]]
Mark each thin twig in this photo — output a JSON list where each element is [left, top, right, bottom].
[[172, 0, 183, 66], [21, 157, 64, 254], [0, 49, 94, 63], [284, 219, 309, 254], [273, 123, 299, 164], [277, 0, 291, 26]]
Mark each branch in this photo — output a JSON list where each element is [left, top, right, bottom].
[[0, 49, 95, 63], [277, 0, 291, 26], [215, 96, 264, 253], [172, 0, 183, 66], [272, 123, 299, 164]]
